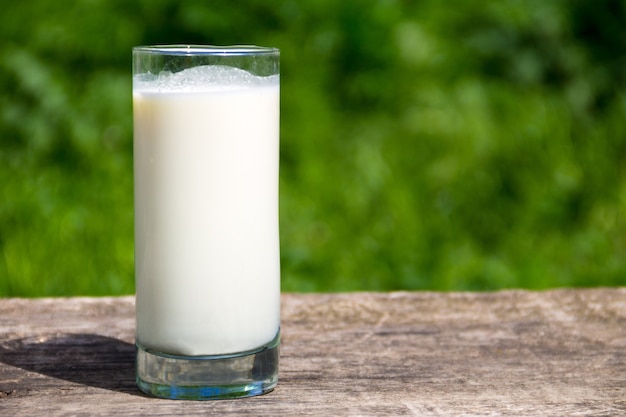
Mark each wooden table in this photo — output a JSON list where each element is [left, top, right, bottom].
[[1, 289, 625, 416]]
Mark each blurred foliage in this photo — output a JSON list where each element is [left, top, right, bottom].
[[1, 0, 625, 296]]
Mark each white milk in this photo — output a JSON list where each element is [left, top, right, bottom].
[[133, 66, 280, 356]]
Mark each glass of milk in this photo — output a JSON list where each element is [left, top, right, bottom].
[[132, 45, 280, 400]]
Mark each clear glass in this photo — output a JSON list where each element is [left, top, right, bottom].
[[132, 45, 280, 400]]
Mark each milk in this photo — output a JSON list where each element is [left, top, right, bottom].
[[133, 66, 280, 356]]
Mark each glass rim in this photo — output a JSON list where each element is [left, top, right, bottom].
[[133, 45, 279, 56]]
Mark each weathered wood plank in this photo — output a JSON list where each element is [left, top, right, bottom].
[[1, 290, 626, 416]]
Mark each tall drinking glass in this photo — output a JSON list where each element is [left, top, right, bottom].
[[132, 45, 280, 400]]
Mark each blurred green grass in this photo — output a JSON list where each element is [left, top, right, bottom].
[[1, 0, 625, 296]]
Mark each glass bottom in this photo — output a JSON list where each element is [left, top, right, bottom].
[[136, 331, 279, 400]]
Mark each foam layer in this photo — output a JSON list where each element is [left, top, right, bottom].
[[134, 65, 278, 93]]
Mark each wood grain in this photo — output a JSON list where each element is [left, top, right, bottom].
[[1, 290, 626, 416]]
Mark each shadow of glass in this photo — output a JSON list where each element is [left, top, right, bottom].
[[0, 333, 142, 396]]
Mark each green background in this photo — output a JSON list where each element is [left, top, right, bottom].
[[1, 0, 625, 296]]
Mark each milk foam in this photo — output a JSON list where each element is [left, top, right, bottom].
[[134, 65, 279, 93]]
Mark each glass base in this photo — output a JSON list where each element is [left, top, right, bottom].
[[136, 332, 279, 400]]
